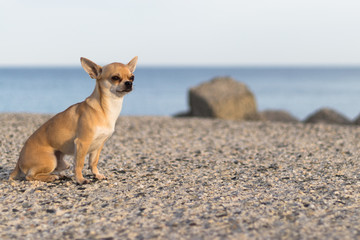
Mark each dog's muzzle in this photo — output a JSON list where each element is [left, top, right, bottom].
[[125, 81, 132, 91]]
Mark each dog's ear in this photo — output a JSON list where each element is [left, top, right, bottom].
[[80, 57, 102, 79], [127, 56, 138, 73]]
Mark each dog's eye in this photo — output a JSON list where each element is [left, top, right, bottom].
[[111, 76, 121, 81], [129, 75, 134, 81]]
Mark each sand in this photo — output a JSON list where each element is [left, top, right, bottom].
[[0, 113, 360, 239]]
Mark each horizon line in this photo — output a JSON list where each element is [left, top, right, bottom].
[[1, 64, 360, 69]]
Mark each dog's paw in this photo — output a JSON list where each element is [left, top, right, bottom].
[[95, 173, 107, 180], [76, 178, 90, 185], [52, 175, 60, 180]]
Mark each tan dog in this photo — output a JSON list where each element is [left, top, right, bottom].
[[9, 57, 138, 184]]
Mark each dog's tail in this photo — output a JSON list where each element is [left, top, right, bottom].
[[9, 161, 21, 180]]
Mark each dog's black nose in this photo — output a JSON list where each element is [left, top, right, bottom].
[[125, 81, 132, 88]]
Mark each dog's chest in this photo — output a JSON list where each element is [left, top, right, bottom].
[[89, 126, 114, 152]]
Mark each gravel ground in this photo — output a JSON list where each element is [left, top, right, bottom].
[[0, 113, 360, 240]]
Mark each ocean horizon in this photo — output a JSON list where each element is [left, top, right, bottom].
[[1, 66, 360, 121]]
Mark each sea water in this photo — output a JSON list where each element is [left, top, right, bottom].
[[1, 67, 360, 120]]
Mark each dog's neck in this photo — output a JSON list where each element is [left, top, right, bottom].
[[89, 81, 124, 128]]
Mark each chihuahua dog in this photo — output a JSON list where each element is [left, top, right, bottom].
[[9, 57, 138, 184]]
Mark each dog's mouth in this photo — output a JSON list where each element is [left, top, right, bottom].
[[116, 89, 132, 93]]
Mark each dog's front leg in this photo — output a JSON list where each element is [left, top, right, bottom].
[[88, 142, 106, 180], [74, 138, 91, 184]]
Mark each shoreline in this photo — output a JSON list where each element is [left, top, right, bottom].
[[1, 113, 359, 239]]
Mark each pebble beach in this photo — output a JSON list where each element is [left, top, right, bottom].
[[0, 113, 360, 239]]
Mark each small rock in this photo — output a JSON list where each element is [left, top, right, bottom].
[[354, 114, 360, 125], [215, 210, 228, 218], [304, 108, 351, 125], [260, 110, 299, 123], [46, 209, 56, 214]]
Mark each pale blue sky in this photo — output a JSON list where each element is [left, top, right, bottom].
[[1, 0, 360, 66]]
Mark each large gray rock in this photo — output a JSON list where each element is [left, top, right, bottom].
[[189, 77, 257, 120], [304, 108, 352, 125], [260, 110, 299, 123]]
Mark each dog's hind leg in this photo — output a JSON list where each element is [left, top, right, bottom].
[[24, 151, 59, 182], [26, 173, 60, 182]]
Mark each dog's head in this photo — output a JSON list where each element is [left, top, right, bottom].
[[80, 56, 138, 97]]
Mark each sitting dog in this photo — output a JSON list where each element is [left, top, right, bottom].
[[9, 57, 138, 184]]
